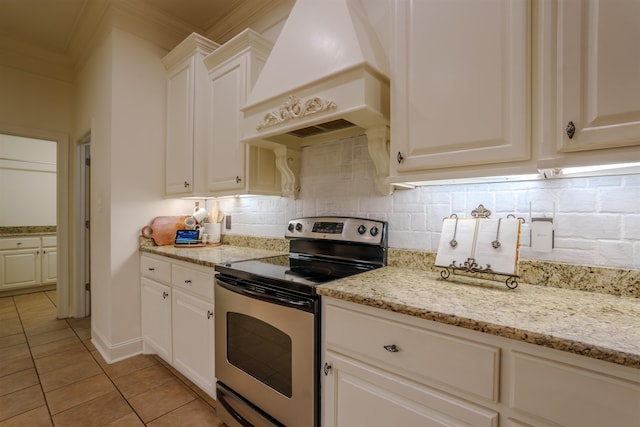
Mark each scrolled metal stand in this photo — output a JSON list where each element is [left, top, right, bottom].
[[438, 205, 523, 289], [439, 258, 519, 289]]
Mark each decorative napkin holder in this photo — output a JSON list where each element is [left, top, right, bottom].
[[435, 205, 524, 289]]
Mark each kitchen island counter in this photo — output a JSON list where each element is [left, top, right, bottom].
[[317, 266, 640, 369]]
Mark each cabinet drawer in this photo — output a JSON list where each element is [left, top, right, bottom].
[[511, 351, 640, 427], [325, 350, 498, 427], [41, 236, 57, 247], [171, 264, 214, 300], [0, 237, 40, 250], [140, 256, 171, 283], [325, 302, 499, 401]]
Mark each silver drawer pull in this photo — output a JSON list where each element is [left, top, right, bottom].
[[383, 344, 399, 353]]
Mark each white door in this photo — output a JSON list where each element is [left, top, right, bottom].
[[322, 351, 497, 427], [557, 0, 640, 152], [171, 289, 215, 395], [208, 56, 247, 193], [141, 278, 172, 361], [0, 249, 40, 290], [41, 247, 57, 285], [391, 0, 530, 174], [165, 57, 195, 195]]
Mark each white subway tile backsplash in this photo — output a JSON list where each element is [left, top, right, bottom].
[[596, 240, 635, 266], [623, 215, 640, 239], [556, 214, 621, 239], [599, 187, 639, 213], [212, 136, 640, 269]]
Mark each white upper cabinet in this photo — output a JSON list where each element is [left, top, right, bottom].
[[390, 0, 531, 182], [204, 29, 283, 197], [538, 0, 640, 168], [163, 33, 219, 197]]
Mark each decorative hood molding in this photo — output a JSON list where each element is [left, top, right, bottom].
[[240, 0, 392, 195]]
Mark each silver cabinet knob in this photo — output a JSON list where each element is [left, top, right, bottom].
[[383, 344, 399, 353], [323, 362, 332, 376]]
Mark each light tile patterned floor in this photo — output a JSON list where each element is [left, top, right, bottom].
[[0, 291, 225, 426]]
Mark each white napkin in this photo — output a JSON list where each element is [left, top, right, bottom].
[[435, 218, 477, 268], [474, 218, 521, 275]]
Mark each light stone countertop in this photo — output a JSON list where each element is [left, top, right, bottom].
[[139, 244, 286, 268], [316, 266, 640, 369]]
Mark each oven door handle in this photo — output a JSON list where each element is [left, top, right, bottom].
[[217, 277, 314, 310]]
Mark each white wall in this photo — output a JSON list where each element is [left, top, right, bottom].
[[75, 26, 115, 347], [76, 23, 195, 361], [0, 134, 57, 226], [210, 135, 640, 270]]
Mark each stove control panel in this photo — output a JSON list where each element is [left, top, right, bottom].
[[285, 216, 387, 245]]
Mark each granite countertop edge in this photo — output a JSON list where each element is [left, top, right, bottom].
[[317, 267, 640, 370]]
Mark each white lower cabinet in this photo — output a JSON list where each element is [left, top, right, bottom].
[[171, 288, 215, 395], [323, 350, 497, 427], [322, 298, 498, 427], [141, 277, 172, 361], [509, 351, 640, 427], [41, 236, 57, 285], [0, 236, 56, 291], [322, 297, 640, 427], [140, 254, 216, 397]]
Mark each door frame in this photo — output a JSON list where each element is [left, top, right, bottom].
[[0, 123, 71, 318], [76, 133, 91, 317]]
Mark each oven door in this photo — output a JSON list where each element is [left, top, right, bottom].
[[215, 276, 318, 427]]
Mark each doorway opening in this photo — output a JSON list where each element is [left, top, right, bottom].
[[0, 134, 57, 294]]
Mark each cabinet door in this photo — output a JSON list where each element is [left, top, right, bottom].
[[165, 57, 195, 196], [391, 0, 530, 175], [208, 56, 247, 193], [0, 249, 40, 290], [141, 278, 172, 361], [322, 351, 497, 427], [41, 247, 57, 285], [172, 288, 215, 396], [557, 0, 640, 152]]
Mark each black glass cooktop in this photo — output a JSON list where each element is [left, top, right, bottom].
[[215, 254, 378, 295]]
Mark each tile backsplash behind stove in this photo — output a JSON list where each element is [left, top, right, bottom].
[[209, 135, 640, 271]]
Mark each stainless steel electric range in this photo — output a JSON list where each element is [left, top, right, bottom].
[[214, 216, 388, 427]]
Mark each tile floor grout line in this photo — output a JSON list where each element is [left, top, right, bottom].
[[11, 294, 57, 427], [3, 292, 225, 426], [63, 313, 150, 426]]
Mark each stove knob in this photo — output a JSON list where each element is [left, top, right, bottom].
[[370, 226, 379, 237], [295, 222, 303, 231], [288, 223, 294, 232], [357, 225, 367, 235]]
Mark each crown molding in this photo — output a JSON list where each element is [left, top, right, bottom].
[[110, 0, 202, 51], [204, 0, 294, 44]]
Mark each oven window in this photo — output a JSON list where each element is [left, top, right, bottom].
[[227, 312, 292, 397]]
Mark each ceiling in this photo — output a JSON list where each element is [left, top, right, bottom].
[[0, 0, 270, 56]]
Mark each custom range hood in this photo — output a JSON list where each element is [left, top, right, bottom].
[[241, 0, 392, 195]]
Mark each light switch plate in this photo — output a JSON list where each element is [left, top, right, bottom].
[[225, 215, 231, 230]]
